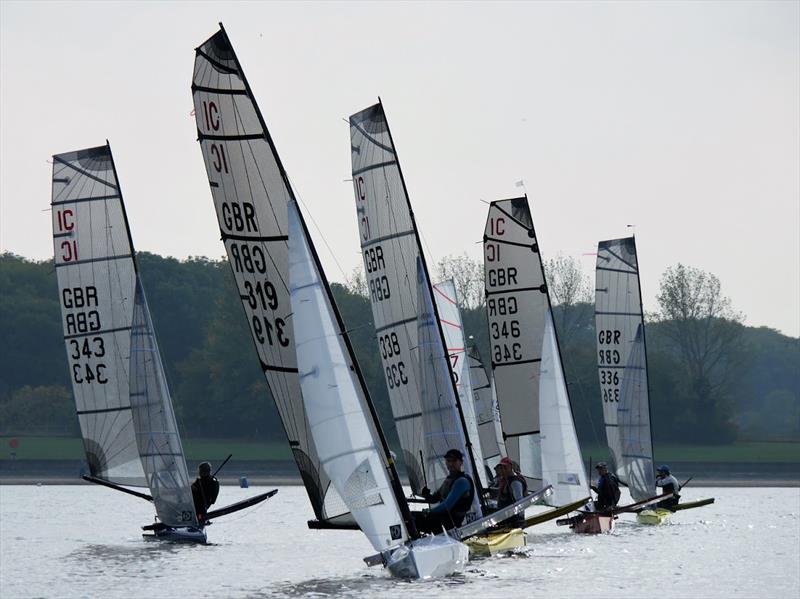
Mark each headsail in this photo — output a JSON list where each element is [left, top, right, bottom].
[[51, 145, 145, 486], [432, 280, 488, 488], [288, 200, 412, 550], [130, 280, 197, 526], [539, 310, 589, 505], [350, 101, 484, 504], [483, 197, 544, 484], [595, 237, 654, 501], [192, 25, 349, 525], [467, 346, 506, 477]]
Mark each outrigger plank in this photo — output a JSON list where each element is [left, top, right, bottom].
[[672, 497, 715, 511], [522, 496, 590, 529], [82, 475, 153, 502], [206, 488, 278, 520], [614, 491, 672, 515]]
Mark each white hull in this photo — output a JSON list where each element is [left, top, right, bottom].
[[384, 534, 469, 579], [143, 525, 207, 543]]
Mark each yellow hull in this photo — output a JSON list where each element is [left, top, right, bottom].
[[637, 508, 672, 525], [464, 528, 527, 556]]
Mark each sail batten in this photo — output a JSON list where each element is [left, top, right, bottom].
[[191, 26, 350, 525], [595, 237, 655, 501]]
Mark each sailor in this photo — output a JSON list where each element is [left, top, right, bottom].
[[191, 461, 220, 523], [591, 462, 620, 511], [495, 456, 528, 527], [655, 465, 681, 509], [415, 448, 475, 533]]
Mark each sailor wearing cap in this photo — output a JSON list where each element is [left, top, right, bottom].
[[655, 465, 681, 509], [495, 457, 528, 526], [415, 448, 475, 533]]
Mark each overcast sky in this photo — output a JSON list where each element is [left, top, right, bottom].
[[2, 1, 798, 336]]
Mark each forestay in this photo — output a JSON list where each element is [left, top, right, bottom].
[[288, 200, 409, 550], [432, 280, 488, 488], [595, 237, 654, 501], [539, 311, 589, 506], [349, 102, 428, 493], [417, 263, 481, 519], [130, 280, 197, 526], [467, 346, 505, 476], [51, 145, 145, 486], [483, 197, 545, 485], [192, 26, 349, 525]]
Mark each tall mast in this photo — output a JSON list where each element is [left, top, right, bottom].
[[378, 98, 486, 508]]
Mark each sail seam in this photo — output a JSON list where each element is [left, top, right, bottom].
[[492, 357, 542, 368], [374, 316, 417, 335], [504, 430, 540, 438], [76, 406, 132, 416], [352, 160, 398, 176], [361, 229, 415, 249], [221, 232, 288, 242], [64, 325, 132, 340], [260, 360, 299, 374], [52, 194, 120, 206], [52, 156, 118, 190], [198, 132, 263, 142], [191, 84, 247, 95], [55, 254, 133, 268], [595, 310, 642, 316], [394, 411, 422, 423], [195, 49, 239, 74], [485, 285, 546, 296], [490, 201, 532, 231], [597, 266, 637, 275], [351, 121, 396, 154], [484, 236, 535, 250]]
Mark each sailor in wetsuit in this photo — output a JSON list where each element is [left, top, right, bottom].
[[655, 465, 681, 509], [415, 448, 475, 534], [590, 462, 620, 512], [494, 456, 528, 527], [191, 461, 220, 523]]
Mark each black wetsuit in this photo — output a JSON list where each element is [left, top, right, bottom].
[[593, 473, 620, 511], [415, 471, 475, 533], [191, 475, 220, 520]]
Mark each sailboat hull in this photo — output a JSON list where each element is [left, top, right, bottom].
[[637, 508, 672, 525], [465, 528, 526, 556], [384, 534, 469, 579], [568, 512, 614, 534], [142, 525, 207, 543]]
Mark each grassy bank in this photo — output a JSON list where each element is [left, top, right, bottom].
[[0, 436, 291, 461], [1, 436, 798, 464]]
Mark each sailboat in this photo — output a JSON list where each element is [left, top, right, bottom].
[[51, 143, 276, 542], [191, 25, 354, 530], [483, 196, 596, 533], [595, 237, 714, 524], [288, 199, 467, 578]]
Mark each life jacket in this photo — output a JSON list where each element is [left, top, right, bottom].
[[438, 471, 475, 524], [497, 472, 528, 509]]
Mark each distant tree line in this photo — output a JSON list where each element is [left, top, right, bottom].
[[1, 251, 797, 447]]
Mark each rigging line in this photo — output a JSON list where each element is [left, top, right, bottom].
[[286, 173, 348, 281]]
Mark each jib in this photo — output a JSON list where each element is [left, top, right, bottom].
[[364, 246, 385, 273], [487, 267, 518, 287], [230, 243, 267, 274], [222, 202, 258, 233], [62, 286, 98, 309], [65, 311, 101, 335]]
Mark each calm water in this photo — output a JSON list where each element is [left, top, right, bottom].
[[1, 485, 798, 598]]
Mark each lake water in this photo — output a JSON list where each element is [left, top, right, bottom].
[[1, 485, 798, 598]]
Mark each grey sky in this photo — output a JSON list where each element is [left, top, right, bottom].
[[2, 1, 798, 336]]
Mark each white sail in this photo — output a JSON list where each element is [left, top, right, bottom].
[[416, 262, 481, 519], [288, 200, 408, 551], [349, 103, 433, 493], [130, 280, 197, 526], [467, 347, 506, 476], [595, 237, 654, 501], [483, 197, 544, 484], [51, 145, 145, 486], [432, 280, 488, 489], [539, 310, 589, 505], [192, 26, 349, 525]]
